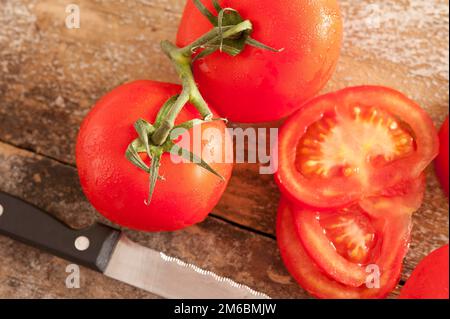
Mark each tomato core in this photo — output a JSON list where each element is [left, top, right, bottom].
[[296, 107, 415, 180], [320, 207, 377, 264]]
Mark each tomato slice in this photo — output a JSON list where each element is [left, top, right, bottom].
[[276, 86, 439, 208], [293, 205, 378, 287], [292, 176, 424, 288], [360, 174, 426, 219], [400, 244, 449, 299], [277, 198, 412, 299]]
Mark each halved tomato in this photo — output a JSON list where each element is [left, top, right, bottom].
[[277, 198, 412, 299], [276, 86, 439, 209]]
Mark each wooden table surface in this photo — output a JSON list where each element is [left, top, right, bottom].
[[0, 0, 448, 299]]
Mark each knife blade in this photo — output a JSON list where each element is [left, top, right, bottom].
[[104, 235, 269, 299], [0, 191, 269, 299]]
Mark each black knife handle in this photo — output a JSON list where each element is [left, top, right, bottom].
[[0, 192, 121, 272]]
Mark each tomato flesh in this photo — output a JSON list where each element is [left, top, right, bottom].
[[296, 107, 414, 180], [360, 174, 426, 218], [276, 86, 439, 209], [320, 208, 376, 265], [294, 205, 377, 287], [292, 175, 423, 290], [277, 199, 412, 299]]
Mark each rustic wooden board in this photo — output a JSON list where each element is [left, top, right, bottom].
[[0, 141, 307, 299], [0, 0, 448, 298]]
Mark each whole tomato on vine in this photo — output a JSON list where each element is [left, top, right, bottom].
[[77, 81, 233, 231], [177, 0, 343, 123]]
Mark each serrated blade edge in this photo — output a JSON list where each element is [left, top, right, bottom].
[[104, 235, 270, 299]]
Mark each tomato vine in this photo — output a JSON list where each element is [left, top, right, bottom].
[[125, 0, 280, 204]]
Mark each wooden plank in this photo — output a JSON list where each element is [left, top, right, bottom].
[[0, 134, 443, 299], [0, 141, 309, 298], [0, 0, 448, 298], [0, 0, 448, 236]]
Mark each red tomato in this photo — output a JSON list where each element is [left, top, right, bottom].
[[177, 0, 343, 123], [76, 80, 233, 232], [400, 244, 449, 299], [435, 117, 449, 196], [276, 86, 439, 209], [277, 198, 412, 299]]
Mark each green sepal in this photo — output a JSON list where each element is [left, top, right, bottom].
[[164, 142, 224, 181], [218, 8, 243, 27], [126, 140, 166, 206], [193, 1, 251, 57], [217, 9, 251, 56], [220, 39, 248, 56], [134, 119, 155, 157], [193, 0, 217, 25], [193, 46, 218, 61], [218, 9, 252, 56], [246, 37, 284, 52], [199, 20, 253, 57], [144, 149, 163, 206], [193, 0, 281, 58], [126, 138, 150, 173], [126, 116, 227, 205], [193, 0, 241, 27], [211, 0, 222, 13]]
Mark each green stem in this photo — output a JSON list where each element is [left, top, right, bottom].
[[163, 42, 212, 119], [151, 41, 209, 146], [151, 86, 190, 146], [151, 20, 252, 146], [178, 25, 233, 56]]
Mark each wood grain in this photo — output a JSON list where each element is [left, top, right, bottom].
[[0, 0, 448, 298], [0, 141, 308, 298]]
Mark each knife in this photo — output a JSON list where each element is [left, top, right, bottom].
[[0, 191, 269, 299]]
